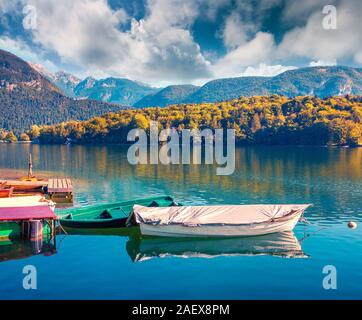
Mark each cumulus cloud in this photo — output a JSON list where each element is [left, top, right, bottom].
[[1, 0, 362, 85], [214, 4, 292, 79], [278, 0, 362, 64], [201, 0, 230, 21], [20, 0, 210, 85], [213, 32, 276, 78], [222, 12, 251, 49], [1, 0, 290, 83], [222, 0, 362, 71], [281, 0, 334, 24], [29, 0, 130, 66]]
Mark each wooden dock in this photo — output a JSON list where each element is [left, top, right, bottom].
[[1, 178, 74, 203], [48, 178, 73, 203]]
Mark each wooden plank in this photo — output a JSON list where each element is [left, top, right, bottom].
[[67, 179, 73, 189], [48, 178, 73, 193]]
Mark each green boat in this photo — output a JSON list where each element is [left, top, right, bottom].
[[57, 195, 179, 229]]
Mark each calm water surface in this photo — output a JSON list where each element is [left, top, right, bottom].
[[0, 144, 361, 299]]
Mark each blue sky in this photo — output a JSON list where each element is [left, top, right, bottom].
[[0, 0, 361, 86]]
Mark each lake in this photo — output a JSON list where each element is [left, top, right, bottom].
[[0, 144, 361, 299]]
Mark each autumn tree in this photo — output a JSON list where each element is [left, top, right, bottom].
[[5, 131, 18, 143], [34, 95, 362, 147], [131, 114, 149, 130], [20, 133, 31, 141], [251, 113, 261, 133], [28, 125, 41, 140]]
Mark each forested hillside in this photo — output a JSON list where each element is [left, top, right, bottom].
[[0, 49, 124, 134], [29, 95, 362, 146], [181, 67, 362, 104], [134, 84, 200, 108]]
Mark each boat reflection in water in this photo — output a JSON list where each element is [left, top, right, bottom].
[[58, 226, 140, 237], [0, 237, 57, 263], [126, 231, 308, 262]]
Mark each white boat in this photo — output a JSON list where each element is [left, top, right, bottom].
[[0, 195, 56, 211], [129, 204, 312, 237]]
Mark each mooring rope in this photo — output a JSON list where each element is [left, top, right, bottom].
[[57, 219, 68, 235]]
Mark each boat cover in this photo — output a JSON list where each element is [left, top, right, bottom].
[[131, 204, 311, 226], [0, 196, 54, 207], [0, 205, 56, 221]]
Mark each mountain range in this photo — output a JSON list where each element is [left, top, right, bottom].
[[0, 49, 124, 134], [145, 66, 362, 106], [34, 61, 362, 108], [133, 84, 200, 108], [1, 48, 362, 135], [73, 77, 158, 105]]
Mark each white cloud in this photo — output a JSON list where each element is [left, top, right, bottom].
[[20, 0, 211, 85], [309, 60, 337, 67], [222, 12, 250, 49], [0, 0, 22, 13], [29, 0, 129, 65], [0, 36, 58, 72], [241, 63, 296, 77], [212, 5, 295, 79], [281, 0, 333, 24], [212, 32, 276, 78], [355, 52, 362, 64], [2, 0, 362, 86], [22, 0, 293, 83], [278, 0, 362, 64], [202, 0, 230, 20]]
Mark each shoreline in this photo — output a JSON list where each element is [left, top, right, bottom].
[[1, 141, 361, 148]]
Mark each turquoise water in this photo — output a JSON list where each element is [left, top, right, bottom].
[[0, 144, 361, 299]]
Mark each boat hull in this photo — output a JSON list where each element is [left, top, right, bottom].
[[139, 211, 302, 237], [0, 196, 55, 212], [57, 195, 176, 229], [59, 217, 127, 229], [0, 188, 13, 198], [0, 180, 46, 191]]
